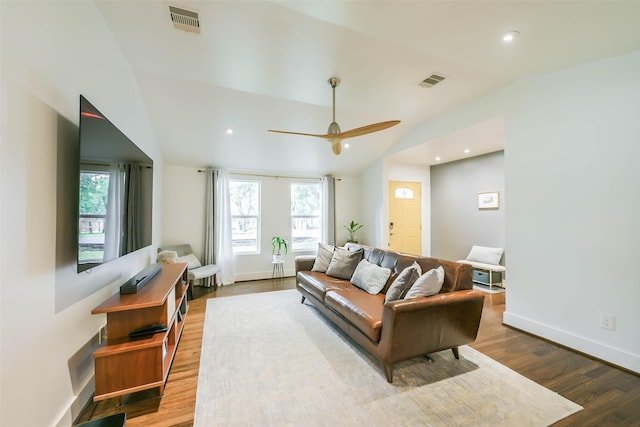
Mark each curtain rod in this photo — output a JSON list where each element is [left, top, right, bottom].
[[196, 169, 332, 181]]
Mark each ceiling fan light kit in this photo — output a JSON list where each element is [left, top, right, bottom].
[[268, 77, 400, 155]]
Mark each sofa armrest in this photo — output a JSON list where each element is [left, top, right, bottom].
[[379, 289, 485, 363], [295, 255, 316, 274]]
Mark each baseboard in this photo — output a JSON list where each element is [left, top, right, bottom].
[[233, 269, 294, 282], [503, 311, 640, 374]]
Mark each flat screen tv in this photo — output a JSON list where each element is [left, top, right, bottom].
[[77, 95, 153, 272]]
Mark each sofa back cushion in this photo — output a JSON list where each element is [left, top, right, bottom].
[[344, 243, 472, 293]]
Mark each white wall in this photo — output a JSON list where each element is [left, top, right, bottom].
[[361, 159, 387, 248], [375, 50, 640, 373], [503, 51, 640, 372], [161, 166, 362, 280], [1, 3, 163, 426], [334, 176, 363, 245]]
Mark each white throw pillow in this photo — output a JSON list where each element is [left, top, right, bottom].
[[177, 253, 202, 270], [466, 245, 504, 265], [404, 266, 445, 299], [350, 259, 392, 295], [157, 250, 178, 264]]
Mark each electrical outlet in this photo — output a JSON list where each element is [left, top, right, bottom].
[[600, 314, 616, 331], [99, 323, 108, 344]]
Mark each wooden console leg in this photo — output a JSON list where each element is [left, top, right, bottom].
[[451, 347, 460, 359], [300, 295, 306, 303], [384, 364, 394, 383]]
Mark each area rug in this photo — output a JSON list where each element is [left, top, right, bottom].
[[194, 290, 581, 426]]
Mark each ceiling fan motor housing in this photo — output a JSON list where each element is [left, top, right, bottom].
[[327, 121, 341, 135]]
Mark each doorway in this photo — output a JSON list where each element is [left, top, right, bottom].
[[388, 181, 422, 255]]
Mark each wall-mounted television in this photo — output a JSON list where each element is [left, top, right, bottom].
[[77, 95, 153, 273]]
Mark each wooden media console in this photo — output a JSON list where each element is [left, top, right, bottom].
[[91, 263, 189, 404]]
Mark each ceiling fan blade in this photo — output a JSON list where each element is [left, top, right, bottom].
[[334, 120, 401, 139], [267, 129, 331, 138]]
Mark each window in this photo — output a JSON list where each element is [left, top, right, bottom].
[[394, 187, 415, 199], [229, 180, 260, 254], [291, 182, 322, 252], [78, 169, 110, 263]]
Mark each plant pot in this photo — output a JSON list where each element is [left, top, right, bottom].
[[273, 254, 283, 263]]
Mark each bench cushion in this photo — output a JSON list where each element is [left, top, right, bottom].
[[457, 260, 506, 272]]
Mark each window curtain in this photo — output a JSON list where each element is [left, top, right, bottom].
[[104, 164, 125, 260], [204, 168, 235, 286], [123, 162, 142, 253], [322, 176, 336, 245]]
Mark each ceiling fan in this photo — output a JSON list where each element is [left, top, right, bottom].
[[268, 77, 400, 155]]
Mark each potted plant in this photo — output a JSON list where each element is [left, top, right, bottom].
[[271, 236, 289, 262], [344, 221, 364, 243]]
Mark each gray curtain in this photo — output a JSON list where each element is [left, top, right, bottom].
[[202, 167, 216, 287], [322, 176, 336, 245], [124, 162, 141, 253], [203, 168, 235, 286]]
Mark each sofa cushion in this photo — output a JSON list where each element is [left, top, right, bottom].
[[325, 289, 384, 342], [296, 271, 353, 302], [385, 261, 422, 303], [311, 243, 334, 273], [326, 247, 363, 280], [405, 266, 445, 299], [350, 259, 391, 295]]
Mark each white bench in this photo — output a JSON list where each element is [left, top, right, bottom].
[[457, 245, 505, 290]]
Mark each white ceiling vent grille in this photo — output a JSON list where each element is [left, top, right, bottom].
[[169, 5, 200, 34], [418, 74, 446, 88]]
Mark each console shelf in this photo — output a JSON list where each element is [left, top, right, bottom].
[[91, 263, 189, 404]]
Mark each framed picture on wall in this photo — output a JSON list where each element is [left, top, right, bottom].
[[478, 191, 500, 209]]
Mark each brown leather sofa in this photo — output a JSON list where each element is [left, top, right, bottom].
[[295, 243, 485, 382]]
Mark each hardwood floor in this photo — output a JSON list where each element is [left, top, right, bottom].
[[75, 279, 640, 426]]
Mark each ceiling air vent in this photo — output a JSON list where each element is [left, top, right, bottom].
[[169, 5, 200, 34], [418, 74, 446, 88]]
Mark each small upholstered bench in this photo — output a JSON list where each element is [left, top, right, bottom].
[[457, 245, 505, 289]]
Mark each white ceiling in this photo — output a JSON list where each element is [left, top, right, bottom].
[[95, 0, 640, 176]]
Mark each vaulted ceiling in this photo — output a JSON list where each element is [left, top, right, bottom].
[[96, 1, 640, 176]]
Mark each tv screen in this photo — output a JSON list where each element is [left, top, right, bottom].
[[77, 95, 153, 272]]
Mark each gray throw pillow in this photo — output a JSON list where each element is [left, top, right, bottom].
[[311, 243, 335, 273], [385, 261, 422, 303], [404, 266, 445, 299], [325, 247, 363, 280], [350, 259, 392, 295]]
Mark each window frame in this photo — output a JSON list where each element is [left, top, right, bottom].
[[229, 179, 261, 255], [290, 181, 323, 253]]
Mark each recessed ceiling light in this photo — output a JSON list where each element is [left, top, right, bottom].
[[502, 31, 519, 42], [435, 156, 441, 161], [464, 149, 470, 154], [226, 128, 234, 134], [344, 142, 350, 148]]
